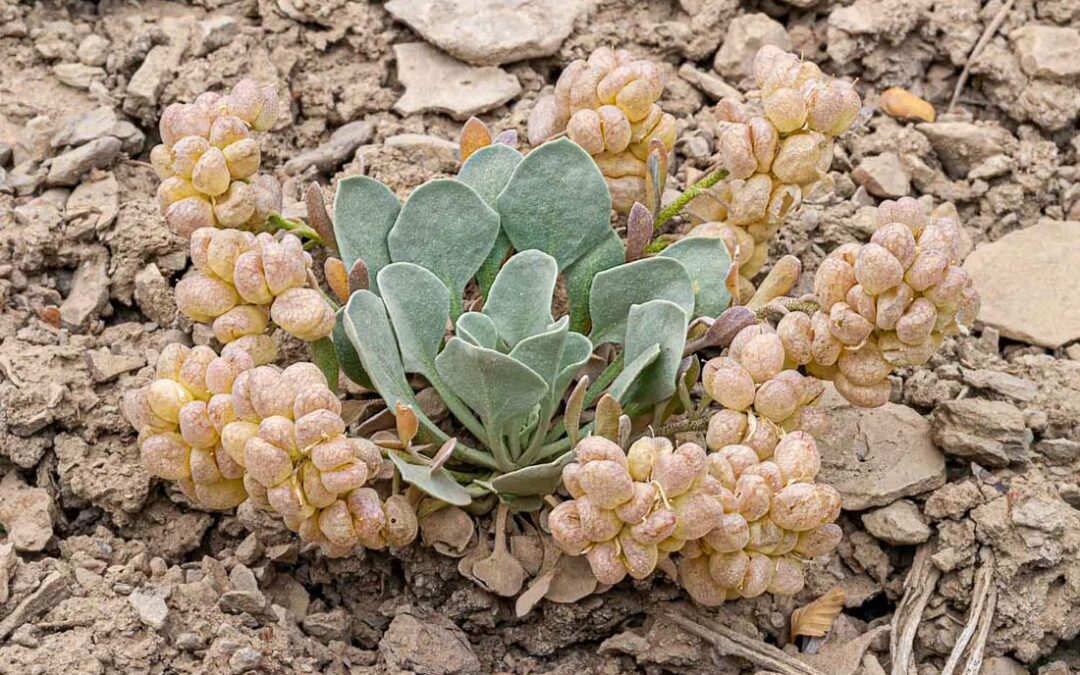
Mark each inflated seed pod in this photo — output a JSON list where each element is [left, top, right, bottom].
[[702, 357, 756, 411], [270, 288, 335, 341], [682, 555, 729, 606], [753, 377, 800, 422], [876, 197, 928, 237], [793, 522, 843, 556], [837, 341, 892, 387], [875, 282, 914, 331], [854, 243, 904, 295], [618, 528, 659, 579], [777, 311, 814, 366], [767, 556, 805, 596], [828, 302, 874, 346], [763, 87, 808, 133], [738, 552, 773, 598], [895, 297, 938, 345], [586, 539, 628, 585], [806, 80, 860, 136], [870, 222, 917, 270], [631, 508, 677, 545], [702, 513, 750, 553], [742, 415, 780, 460], [734, 473, 771, 521], [706, 409, 748, 451], [770, 482, 834, 531], [615, 482, 658, 524], [577, 460, 635, 509], [653, 443, 708, 499], [846, 284, 877, 324], [772, 431, 820, 484], [905, 249, 949, 292], [742, 461, 784, 492], [384, 494, 419, 547], [672, 492, 724, 541], [736, 332, 785, 383], [814, 258, 857, 311], [771, 132, 829, 185], [834, 372, 891, 407], [576, 495, 623, 542], [577, 436, 629, 467]]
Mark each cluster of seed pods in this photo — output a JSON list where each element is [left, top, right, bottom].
[[549, 433, 841, 604], [527, 47, 676, 212], [788, 198, 979, 407], [122, 339, 277, 510], [152, 79, 283, 238], [688, 46, 861, 301], [220, 363, 418, 558], [175, 227, 335, 344]]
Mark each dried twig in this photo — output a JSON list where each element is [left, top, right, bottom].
[[940, 547, 996, 675], [947, 0, 1015, 113], [667, 610, 828, 675], [891, 543, 942, 675], [962, 583, 997, 675]]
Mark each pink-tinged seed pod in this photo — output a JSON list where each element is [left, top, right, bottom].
[[771, 132, 828, 185], [753, 377, 800, 422], [807, 80, 860, 136], [708, 549, 749, 589], [178, 401, 218, 448], [855, 243, 904, 295], [225, 334, 277, 366], [586, 540, 628, 585], [309, 436, 356, 472], [743, 415, 780, 460], [295, 409, 347, 450], [706, 453, 737, 490], [619, 528, 659, 579], [875, 282, 914, 331], [810, 310, 841, 366], [905, 249, 949, 292], [123, 388, 170, 433], [878, 331, 937, 368], [728, 174, 772, 225], [244, 435, 293, 488], [837, 341, 892, 387], [567, 109, 604, 155], [188, 227, 216, 274], [828, 242, 861, 267], [702, 357, 756, 411], [384, 494, 419, 547], [630, 508, 677, 545], [672, 492, 724, 541], [597, 105, 631, 153], [252, 85, 279, 132], [188, 446, 224, 484], [209, 115, 250, 148], [266, 477, 306, 519], [794, 522, 843, 556], [705, 410, 747, 452], [746, 517, 783, 553], [703, 513, 751, 554], [871, 222, 917, 270], [226, 79, 268, 129], [773, 431, 820, 484], [718, 124, 757, 180], [318, 499, 357, 548], [159, 103, 211, 147], [140, 432, 191, 480], [213, 182, 257, 228], [742, 461, 784, 492], [653, 443, 706, 499], [748, 117, 779, 172], [924, 266, 970, 311], [320, 460, 368, 495], [194, 479, 247, 510], [346, 487, 386, 545], [170, 136, 211, 179], [768, 557, 805, 596], [157, 176, 199, 211], [770, 482, 826, 531], [212, 304, 267, 343], [248, 174, 282, 226], [753, 45, 789, 88], [258, 416, 298, 456], [549, 500, 589, 555], [834, 372, 891, 407], [734, 474, 771, 521], [576, 460, 635, 509], [575, 436, 628, 467], [876, 197, 927, 237], [177, 346, 216, 398], [918, 217, 963, 263], [293, 386, 342, 419], [271, 288, 335, 341], [231, 250, 273, 304], [738, 332, 786, 383], [846, 284, 877, 324], [282, 362, 327, 392], [150, 144, 174, 179], [246, 368, 296, 420], [816, 484, 842, 524], [190, 147, 231, 197], [576, 496, 623, 542], [828, 302, 874, 346], [763, 87, 808, 133], [219, 420, 257, 466], [614, 482, 657, 524], [720, 444, 759, 477], [776, 311, 814, 366], [896, 297, 938, 345], [738, 552, 773, 598], [166, 196, 217, 238], [561, 463, 586, 498], [814, 257, 856, 311]]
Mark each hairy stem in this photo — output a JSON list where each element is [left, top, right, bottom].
[[267, 212, 325, 245], [653, 167, 728, 230]]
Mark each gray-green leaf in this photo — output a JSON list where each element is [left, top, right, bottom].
[[434, 337, 548, 429], [388, 450, 472, 506], [588, 257, 694, 345], [333, 176, 400, 290], [487, 450, 576, 497], [377, 263, 450, 375], [483, 250, 557, 349], [617, 299, 689, 409], [563, 228, 624, 334], [458, 143, 523, 206], [456, 312, 499, 350], [333, 307, 372, 389], [659, 236, 733, 318]]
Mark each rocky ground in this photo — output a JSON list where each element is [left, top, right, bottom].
[[1, 0, 1079, 674]]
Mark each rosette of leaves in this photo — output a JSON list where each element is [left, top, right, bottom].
[[329, 138, 734, 508]]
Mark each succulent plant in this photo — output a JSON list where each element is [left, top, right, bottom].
[[151, 79, 282, 238], [332, 138, 734, 507], [123, 339, 276, 510], [175, 227, 335, 344], [527, 47, 676, 213], [683, 46, 861, 301]]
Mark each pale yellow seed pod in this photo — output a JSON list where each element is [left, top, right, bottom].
[[175, 273, 239, 322], [765, 183, 801, 226], [155, 342, 190, 381], [771, 132, 828, 185], [597, 105, 631, 153], [614, 482, 657, 524], [828, 302, 874, 346], [177, 346, 216, 399], [834, 372, 891, 407], [746, 517, 784, 553], [615, 78, 655, 122], [190, 147, 230, 197], [905, 249, 949, 292], [708, 549, 749, 589], [294, 409, 346, 451], [259, 235, 309, 294], [630, 508, 677, 546], [267, 476, 306, 519], [768, 557, 805, 596], [150, 143, 174, 179], [577, 460, 635, 509], [729, 174, 772, 226], [896, 297, 938, 345], [807, 80, 860, 136], [159, 103, 211, 147], [282, 361, 327, 392], [875, 281, 914, 331], [855, 243, 904, 295], [718, 124, 757, 180], [629, 112, 675, 161], [170, 136, 210, 179], [178, 400, 218, 449], [753, 45, 790, 89], [837, 340, 892, 387], [776, 311, 813, 366], [748, 117, 778, 172], [705, 409, 747, 452], [586, 540, 628, 586], [225, 79, 265, 128], [157, 176, 199, 211], [672, 492, 724, 541], [702, 357, 756, 411], [220, 420, 258, 467], [876, 197, 927, 238], [166, 196, 217, 239], [209, 115, 250, 148], [764, 87, 808, 133], [734, 474, 771, 521], [626, 436, 670, 481], [212, 304, 267, 343], [140, 432, 191, 480], [816, 484, 842, 524], [878, 331, 938, 367], [702, 513, 749, 554], [619, 528, 659, 580], [225, 334, 277, 367], [252, 85, 279, 132], [146, 378, 194, 424], [794, 522, 843, 556], [194, 479, 247, 511], [123, 388, 169, 433], [753, 377, 800, 423], [566, 109, 604, 155], [271, 288, 335, 341], [204, 228, 252, 281], [293, 387, 342, 421], [549, 500, 588, 555], [189, 445, 225, 484], [813, 257, 856, 311], [871, 222, 917, 270], [728, 323, 770, 364], [737, 332, 786, 383], [743, 415, 780, 460], [214, 181, 257, 228], [846, 284, 877, 324], [738, 552, 773, 598], [576, 495, 623, 542], [924, 266, 970, 311], [828, 242, 861, 267]]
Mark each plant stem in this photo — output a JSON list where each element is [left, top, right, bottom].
[[583, 353, 624, 408], [267, 212, 325, 246], [653, 167, 728, 230], [653, 413, 711, 437], [754, 297, 821, 320]]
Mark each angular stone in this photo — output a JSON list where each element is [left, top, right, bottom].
[[1010, 25, 1080, 81], [194, 15, 238, 55], [924, 480, 984, 520], [394, 42, 521, 121], [77, 34, 110, 66], [124, 25, 190, 121], [713, 13, 791, 79], [283, 120, 373, 175], [963, 219, 1080, 349], [53, 62, 105, 90], [931, 399, 1033, 467], [916, 121, 1017, 179], [302, 608, 351, 642], [678, 63, 742, 102], [861, 499, 931, 545], [52, 107, 145, 154], [385, 0, 587, 66], [0, 572, 71, 641], [0, 473, 55, 552], [46, 136, 122, 186], [85, 349, 146, 383], [852, 152, 910, 198], [129, 588, 169, 630], [816, 386, 946, 511], [380, 608, 481, 675], [961, 369, 1038, 402], [134, 263, 178, 326], [59, 248, 110, 328]]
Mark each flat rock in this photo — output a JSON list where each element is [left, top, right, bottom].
[[713, 13, 791, 79], [861, 499, 931, 545], [677, 64, 742, 101], [931, 399, 1033, 467], [394, 42, 520, 121], [0, 572, 70, 641], [129, 588, 169, 630], [1010, 25, 1080, 81], [852, 152, 910, 198], [916, 121, 1017, 179], [134, 263, 178, 326], [963, 219, 1080, 349], [815, 386, 946, 511], [0, 473, 55, 552], [385, 0, 587, 66], [52, 107, 144, 154], [924, 480, 984, 520], [124, 24, 190, 121], [86, 349, 145, 383], [46, 136, 123, 186], [53, 62, 105, 90], [194, 15, 238, 55], [59, 247, 110, 327], [77, 34, 109, 66], [961, 369, 1038, 402], [380, 607, 481, 675], [284, 120, 373, 175]]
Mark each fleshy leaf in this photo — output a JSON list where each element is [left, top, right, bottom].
[[377, 263, 450, 375], [434, 337, 548, 429], [484, 250, 558, 349], [458, 143, 524, 206], [556, 332, 594, 399], [333, 308, 372, 389], [509, 317, 568, 397], [387, 179, 500, 316], [310, 336, 340, 393], [496, 138, 613, 270], [617, 300, 689, 409], [659, 236, 733, 318], [456, 312, 499, 350], [487, 450, 576, 497], [389, 450, 472, 506], [606, 344, 660, 404], [563, 229, 625, 334], [333, 176, 400, 290], [588, 257, 694, 345]]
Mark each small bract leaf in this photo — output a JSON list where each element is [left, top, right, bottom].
[[791, 586, 846, 640], [564, 375, 590, 447], [348, 258, 369, 294], [459, 117, 492, 163], [588, 257, 694, 345], [747, 255, 802, 310], [625, 202, 653, 263], [324, 257, 349, 304], [333, 176, 399, 289], [595, 394, 622, 442], [305, 182, 337, 251], [396, 402, 419, 447], [659, 236, 733, 318], [389, 449, 472, 506]]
